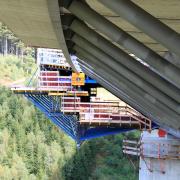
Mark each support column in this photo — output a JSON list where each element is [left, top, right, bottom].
[[139, 130, 180, 180]]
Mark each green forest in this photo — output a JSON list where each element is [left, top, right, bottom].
[[0, 23, 139, 180], [0, 87, 139, 180]]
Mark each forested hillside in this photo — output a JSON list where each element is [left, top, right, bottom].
[[0, 23, 36, 86], [0, 55, 36, 85], [0, 86, 75, 179], [0, 23, 139, 180], [0, 87, 138, 180], [0, 22, 33, 57]]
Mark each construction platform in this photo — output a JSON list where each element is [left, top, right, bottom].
[[11, 61, 153, 143], [61, 97, 151, 130]]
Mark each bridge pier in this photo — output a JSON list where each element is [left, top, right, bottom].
[[123, 129, 180, 179], [139, 130, 180, 180]]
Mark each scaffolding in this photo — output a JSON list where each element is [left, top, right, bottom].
[[11, 55, 152, 142], [60, 97, 151, 130]]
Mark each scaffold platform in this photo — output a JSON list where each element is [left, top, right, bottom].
[[12, 62, 152, 143]]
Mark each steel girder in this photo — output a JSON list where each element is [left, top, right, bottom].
[[64, 0, 180, 88], [63, 18, 180, 104]]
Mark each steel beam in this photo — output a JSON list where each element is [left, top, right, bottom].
[[98, 0, 180, 58], [70, 34, 180, 115], [64, 0, 180, 88], [66, 18, 180, 103], [73, 45, 180, 129]]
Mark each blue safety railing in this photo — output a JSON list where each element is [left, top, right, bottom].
[[25, 93, 79, 141]]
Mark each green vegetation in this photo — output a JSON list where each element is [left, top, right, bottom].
[[0, 87, 138, 179], [0, 87, 139, 179], [0, 55, 36, 82], [63, 135, 139, 180], [0, 23, 36, 85], [0, 86, 76, 179]]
